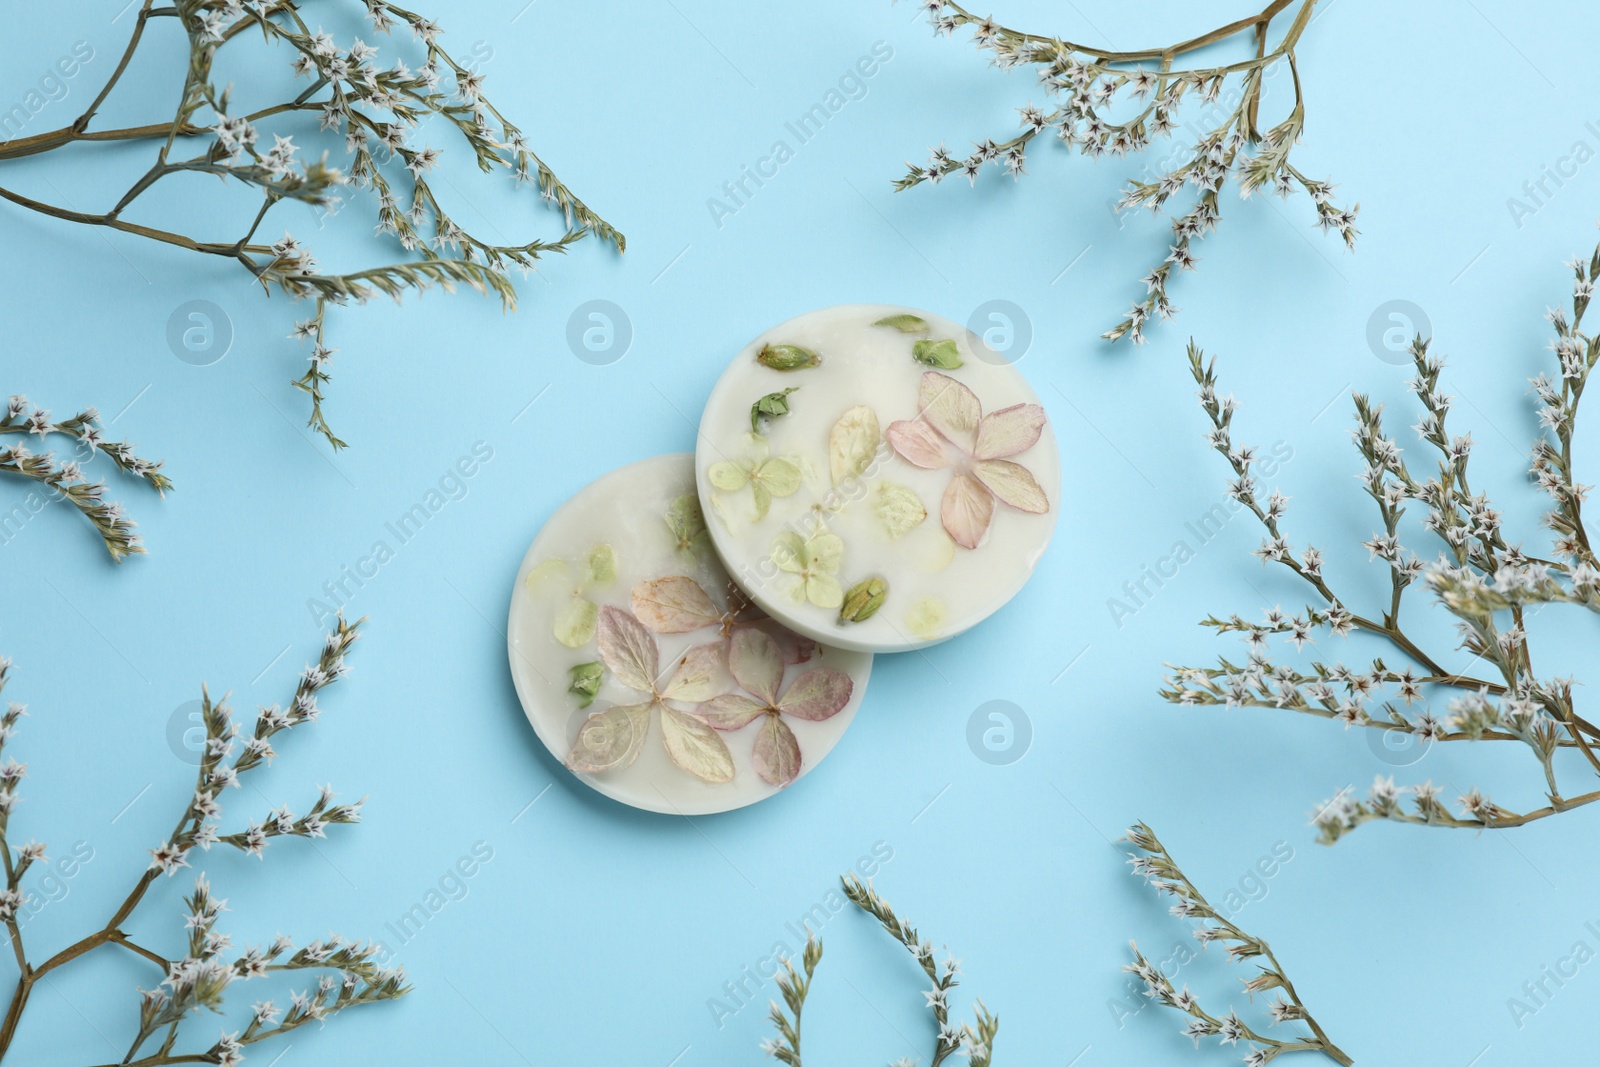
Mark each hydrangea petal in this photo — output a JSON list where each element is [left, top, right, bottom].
[[728, 627, 784, 705], [975, 403, 1047, 460], [659, 706, 735, 783], [918, 371, 981, 448], [753, 715, 801, 787], [973, 459, 1049, 513], [941, 472, 995, 549], [661, 641, 725, 702], [777, 668, 853, 721], [698, 693, 767, 730], [566, 702, 651, 773], [631, 576, 722, 633], [596, 605, 658, 692], [885, 419, 947, 469]]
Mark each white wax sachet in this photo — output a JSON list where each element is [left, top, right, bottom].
[[696, 305, 1060, 652], [507, 453, 872, 814]]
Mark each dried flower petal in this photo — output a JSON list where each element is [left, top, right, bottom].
[[698, 693, 767, 730], [664, 494, 708, 552], [631, 576, 721, 633], [586, 544, 617, 584], [974, 403, 1047, 460], [885, 419, 947, 469], [919, 371, 981, 448], [660, 641, 725, 703], [596, 606, 658, 692], [828, 404, 881, 486], [776, 669, 853, 721], [659, 706, 735, 783], [553, 598, 599, 648], [727, 628, 784, 705], [875, 482, 928, 539], [912, 338, 964, 369], [973, 459, 1049, 513], [752, 714, 802, 786], [941, 472, 996, 548], [873, 314, 929, 334], [567, 661, 603, 708], [567, 702, 650, 773]]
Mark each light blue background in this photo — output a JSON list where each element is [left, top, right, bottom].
[[3, 1, 1599, 1064]]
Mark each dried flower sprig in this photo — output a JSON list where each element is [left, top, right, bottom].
[[1164, 237, 1600, 841], [0, 0, 623, 449], [836, 874, 998, 1066], [899, 0, 1354, 345], [0, 393, 169, 560], [1123, 822, 1351, 1066], [0, 613, 408, 1063]]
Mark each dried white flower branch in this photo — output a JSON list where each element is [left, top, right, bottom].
[[0, 0, 623, 449], [898, 0, 1355, 345], [763, 876, 997, 1066], [0, 613, 408, 1063], [1164, 236, 1600, 841], [1124, 823, 1351, 1066], [0, 393, 169, 561]]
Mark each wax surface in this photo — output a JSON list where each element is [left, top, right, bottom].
[[507, 453, 872, 814], [696, 305, 1061, 652]]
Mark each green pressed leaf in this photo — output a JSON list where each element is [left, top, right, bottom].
[[554, 598, 600, 648], [912, 338, 964, 369], [875, 481, 927, 540], [828, 405, 880, 486], [664, 493, 708, 552], [568, 661, 604, 708], [587, 543, 617, 585], [872, 314, 929, 334], [838, 577, 888, 623], [750, 387, 799, 434], [524, 558, 566, 591], [757, 343, 822, 371]]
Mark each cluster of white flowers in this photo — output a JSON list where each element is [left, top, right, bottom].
[[900, 0, 1353, 345]]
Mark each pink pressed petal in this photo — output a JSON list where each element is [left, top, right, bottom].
[[631, 576, 722, 633], [596, 606, 658, 693], [918, 371, 981, 449], [776, 668, 853, 721], [752, 714, 801, 787], [659, 706, 735, 783], [941, 472, 996, 549], [973, 459, 1049, 513], [886, 419, 947, 469], [975, 403, 1047, 460], [660, 640, 726, 702], [727, 626, 784, 705], [698, 693, 767, 730]]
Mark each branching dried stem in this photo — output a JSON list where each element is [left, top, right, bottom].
[[762, 876, 998, 1066], [1164, 236, 1600, 842], [898, 0, 1354, 345], [0, 614, 408, 1064], [0, 0, 623, 450], [0, 394, 169, 561], [1124, 822, 1351, 1066]]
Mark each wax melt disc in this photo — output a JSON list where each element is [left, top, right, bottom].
[[508, 453, 872, 815], [696, 305, 1060, 653]]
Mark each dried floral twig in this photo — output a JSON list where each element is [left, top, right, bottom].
[[898, 0, 1355, 345], [0, 0, 623, 449], [0, 614, 408, 1063], [1164, 236, 1600, 840], [0, 393, 169, 561], [1124, 823, 1351, 1066], [839, 875, 997, 1066]]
